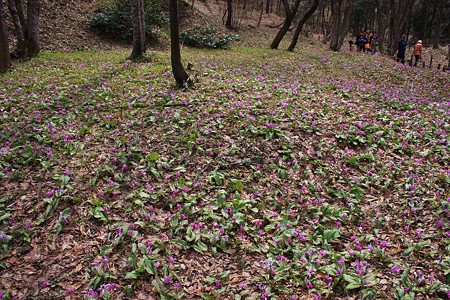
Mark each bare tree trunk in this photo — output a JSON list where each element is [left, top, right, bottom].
[[432, 0, 444, 49], [426, 0, 439, 47], [420, 1, 430, 45], [270, 0, 302, 49], [8, 0, 27, 57], [288, 0, 320, 51], [257, 0, 264, 27], [27, 0, 40, 57], [226, 0, 233, 29], [320, 1, 332, 37], [329, 0, 352, 51], [375, 0, 386, 53], [169, 0, 190, 86], [15, 0, 27, 36], [130, 0, 146, 59], [0, 0, 11, 72]]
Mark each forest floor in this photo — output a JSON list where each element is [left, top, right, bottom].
[[1, 1, 450, 300]]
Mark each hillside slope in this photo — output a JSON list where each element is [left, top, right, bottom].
[[39, 0, 103, 50], [11, 0, 287, 51]]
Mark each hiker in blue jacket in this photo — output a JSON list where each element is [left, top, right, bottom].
[[396, 35, 407, 64]]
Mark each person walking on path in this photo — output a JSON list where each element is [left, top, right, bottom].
[[370, 34, 379, 54], [413, 40, 423, 67], [396, 35, 407, 64]]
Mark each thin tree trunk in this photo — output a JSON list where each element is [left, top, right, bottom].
[[27, 0, 40, 57], [0, 0, 11, 72], [432, 0, 444, 49], [169, 0, 190, 86], [426, 0, 439, 47], [226, 0, 233, 29], [270, 0, 301, 49], [8, 0, 27, 57], [288, 0, 320, 51], [257, 0, 264, 27], [130, 0, 146, 59], [375, 0, 387, 53], [421, 1, 430, 45]]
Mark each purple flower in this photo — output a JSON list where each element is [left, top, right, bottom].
[[265, 122, 275, 129], [391, 265, 401, 273], [313, 294, 322, 300], [335, 267, 343, 276], [115, 226, 123, 237], [164, 276, 171, 284], [173, 281, 181, 290], [86, 288, 99, 298]]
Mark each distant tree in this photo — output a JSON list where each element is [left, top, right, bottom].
[[0, 0, 11, 72], [27, 0, 40, 57], [287, 0, 320, 51], [270, 0, 302, 49], [432, 0, 444, 49], [386, 0, 414, 56], [374, 0, 388, 53], [329, 0, 352, 51], [6, 0, 40, 58], [265, 0, 271, 13], [169, 0, 190, 86], [130, 0, 146, 59]]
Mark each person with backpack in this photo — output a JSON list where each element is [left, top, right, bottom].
[[358, 32, 369, 53]]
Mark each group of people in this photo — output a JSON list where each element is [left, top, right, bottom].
[[353, 31, 424, 67], [396, 35, 423, 66], [355, 30, 379, 54]]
